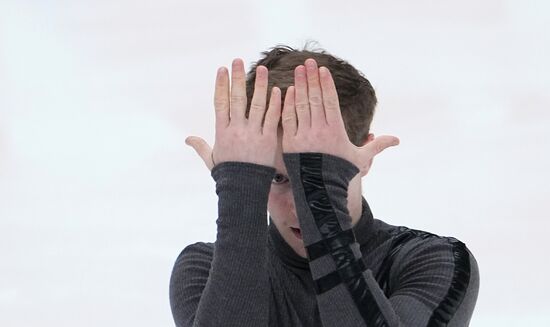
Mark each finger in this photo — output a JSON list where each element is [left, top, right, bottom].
[[281, 86, 297, 136], [263, 86, 282, 135], [185, 136, 215, 171], [319, 66, 345, 129], [360, 135, 400, 162], [305, 58, 326, 127], [230, 58, 247, 125], [294, 65, 310, 133], [248, 65, 269, 131], [214, 67, 230, 131]]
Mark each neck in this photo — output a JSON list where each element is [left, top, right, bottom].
[[348, 181, 363, 227]]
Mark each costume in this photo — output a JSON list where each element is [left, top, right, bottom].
[[169, 153, 479, 326]]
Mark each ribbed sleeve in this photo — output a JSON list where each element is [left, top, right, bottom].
[[282, 152, 479, 327], [169, 161, 275, 327]]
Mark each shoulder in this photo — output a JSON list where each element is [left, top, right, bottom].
[[372, 221, 480, 324], [374, 219, 477, 264], [391, 227, 478, 281], [169, 242, 215, 323], [170, 242, 215, 294], [372, 219, 479, 288], [389, 225, 477, 265], [172, 241, 215, 271], [378, 223, 479, 303], [178, 241, 214, 258], [379, 224, 478, 275]]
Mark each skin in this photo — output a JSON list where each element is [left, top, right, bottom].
[[268, 125, 374, 258], [185, 57, 399, 259]]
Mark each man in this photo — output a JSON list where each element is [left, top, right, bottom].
[[170, 45, 479, 327]]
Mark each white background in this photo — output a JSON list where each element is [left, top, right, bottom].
[[1, 0, 549, 326]]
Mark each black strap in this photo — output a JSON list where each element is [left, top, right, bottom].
[[306, 229, 356, 261], [313, 257, 367, 294]]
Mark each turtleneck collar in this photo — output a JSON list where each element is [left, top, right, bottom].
[[268, 196, 376, 270]]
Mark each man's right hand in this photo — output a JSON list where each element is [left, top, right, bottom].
[[185, 58, 282, 171]]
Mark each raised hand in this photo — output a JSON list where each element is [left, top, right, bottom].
[[281, 58, 399, 175], [185, 58, 282, 171]]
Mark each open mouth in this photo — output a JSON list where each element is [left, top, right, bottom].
[[290, 227, 302, 240]]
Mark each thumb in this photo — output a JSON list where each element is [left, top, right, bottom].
[[360, 135, 400, 161], [185, 136, 214, 171]]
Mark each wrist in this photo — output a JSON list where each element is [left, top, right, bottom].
[[282, 152, 359, 247]]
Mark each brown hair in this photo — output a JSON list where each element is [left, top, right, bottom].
[[245, 43, 377, 146]]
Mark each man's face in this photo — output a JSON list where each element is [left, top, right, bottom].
[[268, 128, 365, 258]]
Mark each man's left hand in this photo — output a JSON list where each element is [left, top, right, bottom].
[[281, 58, 400, 175]]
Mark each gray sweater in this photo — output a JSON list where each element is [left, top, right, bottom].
[[169, 152, 479, 326]]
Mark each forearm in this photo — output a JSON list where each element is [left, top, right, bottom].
[[284, 152, 379, 326], [283, 152, 478, 326], [192, 161, 275, 327]]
